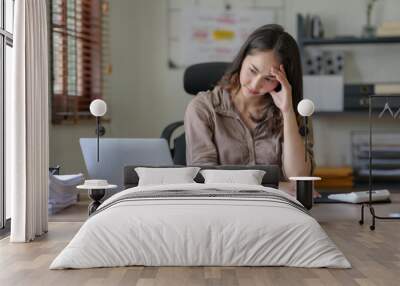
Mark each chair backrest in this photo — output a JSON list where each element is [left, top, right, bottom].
[[183, 62, 230, 95], [162, 62, 230, 165]]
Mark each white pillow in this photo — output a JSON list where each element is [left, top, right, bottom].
[[135, 167, 201, 186], [200, 169, 266, 185]]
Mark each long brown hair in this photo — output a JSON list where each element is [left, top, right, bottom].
[[218, 24, 303, 135]]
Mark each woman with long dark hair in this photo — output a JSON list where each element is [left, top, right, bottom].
[[184, 24, 314, 179]]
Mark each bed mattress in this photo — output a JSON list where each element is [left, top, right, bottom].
[[50, 183, 350, 269]]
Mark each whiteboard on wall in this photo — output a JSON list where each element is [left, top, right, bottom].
[[168, 0, 285, 68], [180, 8, 274, 66]]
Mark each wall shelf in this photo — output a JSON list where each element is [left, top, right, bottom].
[[301, 36, 400, 46], [314, 110, 400, 115], [297, 13, 400, 50], [297, 14, 400, 114], [314, 111, 367, 115]]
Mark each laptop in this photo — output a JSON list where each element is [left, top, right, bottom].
[[80, 138, 174, 192]]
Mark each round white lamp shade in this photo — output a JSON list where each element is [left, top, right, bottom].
[[297, 99, 315, 117], [90, 99, 107, 117]]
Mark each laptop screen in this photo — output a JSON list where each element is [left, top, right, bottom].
[[80, 138, 174, 191]]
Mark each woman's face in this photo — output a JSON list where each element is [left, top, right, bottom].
[[239, 50, 281, 98]]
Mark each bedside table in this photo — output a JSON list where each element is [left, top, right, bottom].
[[289, 176, 321, 210], [77, 180, 117, 215]]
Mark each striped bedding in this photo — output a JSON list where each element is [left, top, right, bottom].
[[50, 183, 350, 269]]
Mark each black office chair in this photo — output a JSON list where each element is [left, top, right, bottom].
[[161, 62, 230, 165]]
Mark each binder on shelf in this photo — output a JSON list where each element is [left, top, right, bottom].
[[377, 21, 400, 37], [374, 83, 400, 95], [344, 83, 400, 110], [344, 84, 373, 110]]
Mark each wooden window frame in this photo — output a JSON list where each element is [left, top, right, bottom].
[[1, 0, 14, 232]]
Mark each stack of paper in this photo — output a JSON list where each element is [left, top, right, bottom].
[[48, 173, 85, 214], [314, 166, 353, 189], [351, 132, 400, 186], [328, 189, 390, 203], [355, 144, 400, 183]]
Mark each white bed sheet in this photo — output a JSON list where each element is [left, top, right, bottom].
[[50, 183, 351, 269]]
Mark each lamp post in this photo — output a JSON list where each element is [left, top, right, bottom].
[[89, 99, 107, 162], [297, 99, 315, 162], [290, 99, 321, 210]]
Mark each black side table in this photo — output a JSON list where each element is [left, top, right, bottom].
[[289, 176, 321, 210], [77, 180, 117, 215], [88, 189, 106, 215]]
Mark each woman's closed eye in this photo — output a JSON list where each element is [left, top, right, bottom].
[[264, 76, 277, 83], [248, 66, 277, 84], [249, 67, 257, 74]]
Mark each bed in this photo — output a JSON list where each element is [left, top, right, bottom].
[[50, 165, 350, 269]]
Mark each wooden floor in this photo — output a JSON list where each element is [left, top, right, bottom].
[[1, 195, 400, 286]]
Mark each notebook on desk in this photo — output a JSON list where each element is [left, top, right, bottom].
[[80, 138, 174, 193]]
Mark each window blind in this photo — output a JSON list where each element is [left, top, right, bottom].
[[51, 0, 109, 123]]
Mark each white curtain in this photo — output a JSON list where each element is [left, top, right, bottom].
[[7, 0, 49, 242]]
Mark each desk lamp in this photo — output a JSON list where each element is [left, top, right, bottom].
[[89, 99, 107, 162]]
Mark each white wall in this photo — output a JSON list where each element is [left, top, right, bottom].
[[50, 0, 400, 175]]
